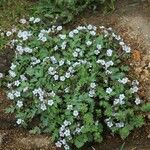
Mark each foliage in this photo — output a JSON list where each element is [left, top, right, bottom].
[[1, 18, 148, 149], [33, 0, 116, 24]]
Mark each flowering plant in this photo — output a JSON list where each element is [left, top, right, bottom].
[[2, 18, 148, 149]]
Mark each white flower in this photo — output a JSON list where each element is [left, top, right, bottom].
[[106, 120, 113, 128], [106, 87, 112, 94], [50, 56, 57, 64], [73, 51, 78, 57], [65, 87, 69, 93], [135, 97, 141, 105], [122, 45, 131, 53], [119, 41, 125, 46], [20, 75, 27, 81], [67, 105, 73, 110], [29, 17, 34, 22], [61, 41, 67, 50], [86, 41, 92, 46], [119, 94, 125, 100], [17, 30, 32, 41], [64, 120, 71, 126], [114, 95, 125, 105], [105, 70, 112, 75], [73, 62, 80, 67], [14, 91, 21, 97], [33, 18, 41, 23], [1, 32, 4, 36], [113, 98, 120, 105], [41, 36, 47, 42], [118, 77, 128, 84], [23, 87, 28, 92], [54, 45, 58, 51], [90, 31, 96, 36], [54, 74, 59, 80], [69, 31, 74, 38], [10, 63, 16, 70], [64, 129, 70, 137], [17, 101, 23, 108], [48, 67, 55, 75], [120, 99, 125, 105], [105, 61, 114, 68], [89, 90, 95, 97], [64, 145, 70, 150], [87, 24, 93, 30], [50, 91, 56, 97], [132, 80, 139, 86], [55, 141, 62, 148], [57, 26, 62, 31], [60, 76, 65, 81], [73, 110, 79, 117], [20, 18, 27, 24], [16, 45, 24, 55], [94, 50, 100, 55], [73, 29, 79, 34], [6, 31, 12, 37], [59, 34, 66, 40], [59, 60, 65, 66], [12, 28, 17, 33], [90, 82, 96, 88], [60, 139, 66, 145], [41, 103, 46, 111], [97, 59, 105, 65], [16, 119, 23, 125], [97, 44, 102, 50], [24, 47, 32, 53], [75, 48, 81, 52], [106, 49, 113, 57], [116, 122, 124, 128], [77, 26, 84, 30], [7, 92, 14, 100], [48, 99, 54, 106], [75, 128, 81, 134], [0, 73, 3, 78], [130, 86, 139, 93], [14, 80, 20, 86], [93, 26, 97, 31], [65, 72, 71, 78], [7, 83, 12, 88]]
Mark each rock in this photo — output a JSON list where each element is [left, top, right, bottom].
[[147, 114, 150, 120], [147, 134, 150, 139]]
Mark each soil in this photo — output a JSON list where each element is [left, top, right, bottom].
[[0, 0, 150, 149]]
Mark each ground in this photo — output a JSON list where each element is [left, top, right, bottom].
[[0, 0, 150, 149]]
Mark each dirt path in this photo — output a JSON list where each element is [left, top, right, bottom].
[[0, 0, 150, 149]]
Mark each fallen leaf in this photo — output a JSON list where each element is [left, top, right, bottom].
[[132, 50, 141, 61]]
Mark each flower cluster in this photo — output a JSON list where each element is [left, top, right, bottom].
[[4, 19, 145, 149]]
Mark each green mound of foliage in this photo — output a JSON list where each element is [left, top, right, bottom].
[[0, 18, 150, 149]]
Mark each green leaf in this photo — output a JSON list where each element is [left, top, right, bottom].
[[29, 126, 41, 134], [5, 106, 15, 113], [141, 103, 150, 112], [119, 127, 130, 139]]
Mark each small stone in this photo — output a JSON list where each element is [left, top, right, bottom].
[[148, 134, 150, 139], [135, 67, 142, 74], [148, 114, 150, 119]]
